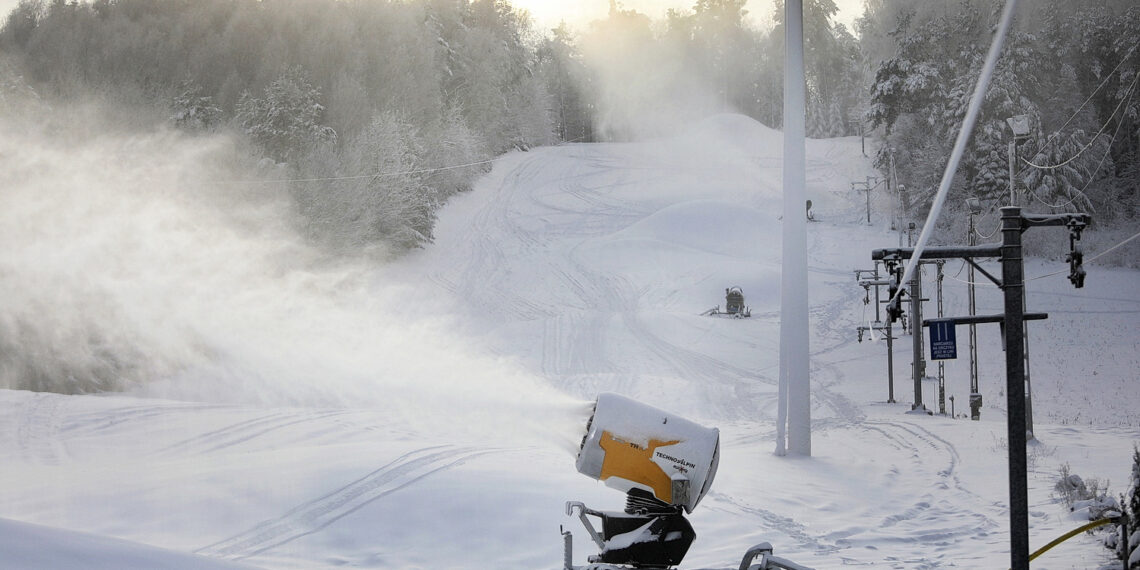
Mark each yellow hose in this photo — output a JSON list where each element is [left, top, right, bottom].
[[1026, 516, 1121, 563]]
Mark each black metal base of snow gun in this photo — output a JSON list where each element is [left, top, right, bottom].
[[566, 489, 695, 569]]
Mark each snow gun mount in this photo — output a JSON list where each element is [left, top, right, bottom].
[[562, 394, 815, 570], [702, 287, 751, 318]]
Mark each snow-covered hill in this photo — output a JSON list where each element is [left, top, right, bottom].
[[1, 114, 1137, 569]]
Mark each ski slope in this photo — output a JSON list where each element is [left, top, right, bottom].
[[1, 114, 1138, 569]]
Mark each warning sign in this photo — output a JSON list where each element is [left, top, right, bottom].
[[928, 319, 957, 360]]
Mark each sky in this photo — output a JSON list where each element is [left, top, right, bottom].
[[0, 0, 865, 35], [515, 0, 866, 32]]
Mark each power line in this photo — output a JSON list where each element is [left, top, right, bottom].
[[211, 156, 501, 186], [1026, 229, 1140, 281], [974, 205, 1004, 240], [1022, 39, 1140, 162], [1021, 71, 1140, 172], [1022, 72, 1140, 212], [942, 228, 1139, 285]]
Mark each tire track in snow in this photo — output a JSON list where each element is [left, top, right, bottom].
[[196, 445, 494, 561]]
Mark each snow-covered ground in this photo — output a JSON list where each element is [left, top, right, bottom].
[[1, 114, 1137, 569]]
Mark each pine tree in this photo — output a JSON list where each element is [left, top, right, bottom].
[[1021, 129, 1101, 212], [969, 120, 1009, 204]]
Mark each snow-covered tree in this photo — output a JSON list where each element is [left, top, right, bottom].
[[868, 4, 1050, 225], [420, 106, 491, 200], [170, 79, 222, 132], [1021, 129, 1103, 212], [235, 67, 336, 164], [1127, 445, 1140, 568], [770, 0, 862, 138], [537, 23, 594, 143]]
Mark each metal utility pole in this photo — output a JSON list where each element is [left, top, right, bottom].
[[852, 177, 880, 225], [1024, 299, 1035, 438], [776, 0, 810, 457], [908, 267, 926, 412], [998, 207, 1030, 570], [888, 148, 897, 230], [856, 267, 896, 403], [1008, 141, 1018, 206], [873, 206, 1090, 570], [935, 260, 946, 415], [967, 199, 982, 420], [1005, 114, 1035, 438]]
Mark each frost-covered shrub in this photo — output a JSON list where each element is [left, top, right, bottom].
[[1053, 463, 1092, 508], [1053, 463, 1118, 517], [1127, 445, 1140, 568], [1090, 446, 1140, 567]]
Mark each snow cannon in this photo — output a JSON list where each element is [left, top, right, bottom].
[[575, 393, 720, 513], [565, 393, 720, 569]]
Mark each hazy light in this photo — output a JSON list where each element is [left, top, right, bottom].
[[513, 0, 862, 32]]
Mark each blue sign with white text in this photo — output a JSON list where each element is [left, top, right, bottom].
[[929, 319, 957, 360]]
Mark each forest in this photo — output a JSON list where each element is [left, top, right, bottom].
[[1, 0, 1137, 255]]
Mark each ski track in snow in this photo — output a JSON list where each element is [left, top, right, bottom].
[[14, 392, 69, 466], [195, 445, 493, 561], [152, 410, 351, 457]]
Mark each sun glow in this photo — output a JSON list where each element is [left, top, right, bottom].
[[511, 0, 863, 32]]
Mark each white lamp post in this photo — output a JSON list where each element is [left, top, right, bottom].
[[1005, 114, 1031, 206]]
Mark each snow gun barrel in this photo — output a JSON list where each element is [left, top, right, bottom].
[[574, 393, 720, 513]]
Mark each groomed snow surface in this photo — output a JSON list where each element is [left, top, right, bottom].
[[2, 114, 1138, 569]]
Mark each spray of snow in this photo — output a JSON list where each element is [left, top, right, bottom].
[[0, 100, 586, 447], [577, 18, 722, 141]]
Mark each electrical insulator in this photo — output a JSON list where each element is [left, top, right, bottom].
[[1067, 249, 1085, 288], [885, 276, 904, 323], [887, 298, 903, 323]]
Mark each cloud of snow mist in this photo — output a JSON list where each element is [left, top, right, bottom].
[[0, 98, 587, 447], [578, 19, 723, 141]]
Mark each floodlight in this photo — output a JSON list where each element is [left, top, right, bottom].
[[1005, 114, 1031, 138], [966, 197, 983, 214]]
